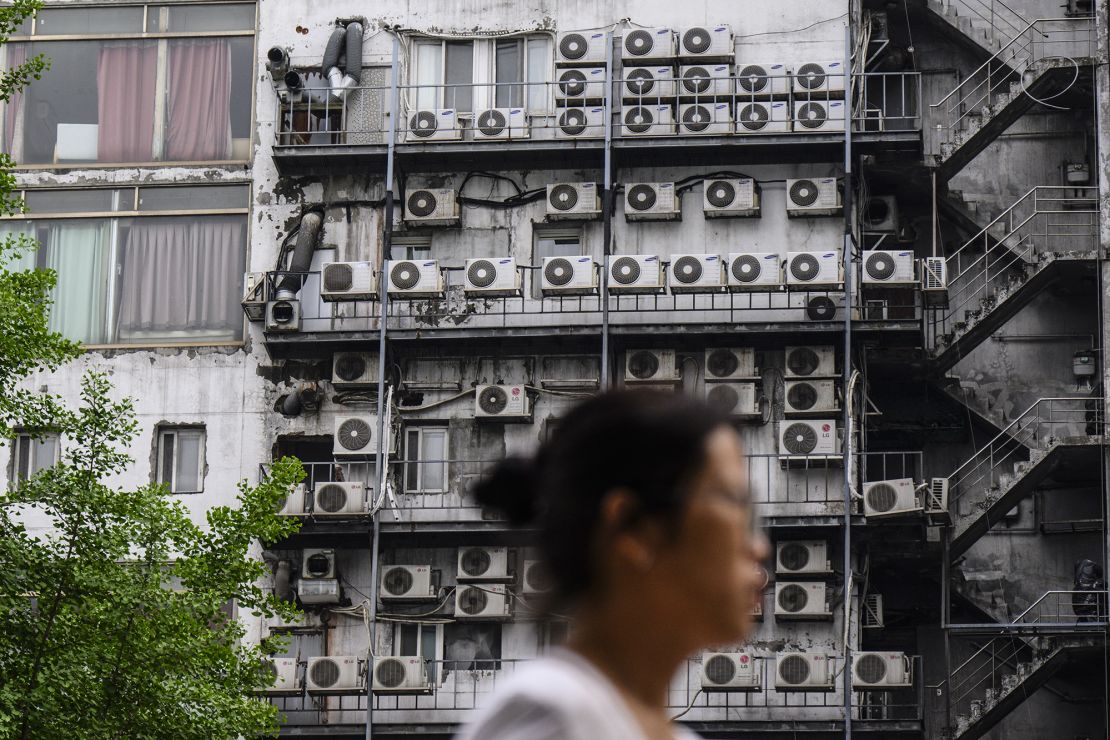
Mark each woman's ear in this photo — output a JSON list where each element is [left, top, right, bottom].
[[599, 489, 664, 572]]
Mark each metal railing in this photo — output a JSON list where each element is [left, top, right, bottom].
[[944, 0, 1029, 47]]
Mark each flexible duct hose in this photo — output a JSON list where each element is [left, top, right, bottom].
[[322, 22, 362, 100], [276, 211, 323, 299], [274, 559, 294, 603]]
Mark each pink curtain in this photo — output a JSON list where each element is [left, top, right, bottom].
[[165, 39, 231, 161], [4, 43, 27, 155], [97, 42, 157, 162]]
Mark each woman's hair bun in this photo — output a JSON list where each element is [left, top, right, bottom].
[[473, 454, 539, 525]]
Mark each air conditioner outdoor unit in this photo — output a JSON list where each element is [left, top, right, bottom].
[[320, 261, 375, 301], [261, 658, 301, 695], [306, 656, 363, 694], [778, 420, 838, 457], [669, 253, 725, 292], [863, 195, 899, 232], [556, 67, 606, 102], [621, 104, 675, 137], [464, 257, 521, 296], [863, 478, 921, 519], [679, 64, 732, 97], [792, 61, 846, 95], [786, 251, 842, 288], [863, 593, 885, 628], [678, 102, 731, 135], [705, 382, 759, 417], [622, 67, 677, 101], [701, 652, 761, 691], [776, 653, 835, 691], [625, 349, 679, 384], [555, 107, 605, 139], [557, 30, 607, 65], [853, 652, 913, 689], [311, 481, 367, 517], [776, 540, 831, 575], [736, 100, 791, 134], [380, 564, 436, 601], [541, 256, 598, 295], [333, 413, 381, 458], [622, 27, 676, 62], [793, 99, 845, 133], [727, 252, 782, 290], [925, 477, 950, 523], [372, 656, 431, 694], [475, 384, 531, 420], [922, 257, 949, 307], [302, 548, 336, 579], [624, 182, 681, 220], [405, 109, 463, 142], [735, 62, 790, 97], [457, 546, 510, 580], [704, 178, 760, 217], [785, 346, 836, 377], [332, 352, 378, 389], [784, 379, 838, 415], [775, 581, 831, 619], [679, 25, 733, 59], [705, 347, 758, 380], [786, 178, 842, 216], [547, 182, 601, 219], [474, 107, 529, 140], [608, 254, 664, 293], [522, 560, 553, 595], [403, 188, 459, 226], [277, 484, 308, 516], [387, 259, 443, 298], [265, 299, 300, 332], [863, 250, 916, 284], [455, 584, 512, 619]]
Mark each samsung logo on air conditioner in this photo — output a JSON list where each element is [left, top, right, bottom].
[[644, 255, 659, 262], [821, 253, 836, 258], [713, 103, 728, 111]]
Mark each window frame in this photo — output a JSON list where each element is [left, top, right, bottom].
[[394, 621, 444, 684], [403, 425, 449, 494], [155, 424, 206, 494], [9, 431, 61, 483], [531, 227, 584, 298], [391, 234, 433, 261]]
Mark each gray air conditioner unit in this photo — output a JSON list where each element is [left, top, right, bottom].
[[464, 258, 521, 296], [925, 477, 950, 524], [863, 478, 921, 519], [556, 67, 605, 102], [625, 349, 679, 384], [276, 484, 309, 517], [678, 102, 732, 135], [541, 256, 597, 295], [405, 109, 463, 142], [669, 253, 725, 292], [557, 30, 607, 65], [776, 540, 831, 575], [784, 379, 838, 415], [372, 656, 431, 694], [705, 382, 759, 417], [922, 257, 949, 307], [863, 195, 899, 233], [333, 413, 380, 458], [792, 100, 845, 133], [622, 27, 677, 62], [311, 481, 367, 517], [332, 352, 378, 389], [736, 100, 791, 134], [786, 251, 842, 288], [547, 183, 601, 220], [775, 581, 832, 619], [786, 178, 842, 217], [853, 652, 913, 689], [608, 254, 664, 293], [457, 546, 510, 580], [624, 182, 681, 221], [455, 584, 512, 620], [260, 658, 302, 695], [704, 178, 761, 217], [705, 347, 758, 380], [380, 565, 436, 601], [387, 259, 444, 298], [555, 106, 605, 139], [679, 63, 732, 97], [784, 346, 836, 377], [701, 651, 761, 691], [307, 655, 364, 694], [863, 250, 916, 285], [265, 299, 300, 332], [621, 104, 675, 137], [679, 25, 733, 59], [321, 261, 375, 301], [778, 420, 838, 457], [792, 61, 846, 95], [403, 188, 459, 226], [727, 252, 782, 290], [736, 62, 790, 97], [522, 560, 554, 595], [622, 67, 677, 101], [776, 653, 835, 691], [474, 107, 529, 140]]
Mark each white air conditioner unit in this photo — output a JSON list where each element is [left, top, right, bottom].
[[622, 67, 677, 101], [556, 67, 606, 101], [622, 27, 676, 62], [332, 352, 378, 389], [784, 379, 838, 415], [669, 253, 725, 292], [786, 178, 842, 216], [522, 560, 553, 595], [380, 564, 436, 601], [793, 99, 845, 133], [387, 259, 443, 298], [863, 250, 916, 285], [735, 62, 790, 97], [277, 484, 308, 516], [403, 188, 459, 226], [457, 546, 510, 580], [475, 385, 531, 420], [701, 652, 761, 691], [405, 109, 463, 142], [705, 347, 758, 380], [775, 581, 831, 619], [853, 652, 913, 689], [792, 61, 846, 95], [678, 64, 732, 97], [705, 382, 759, 417], [372, 656, 431, 694], [784, 346, 836, 377], [864, 478, 921, 519], [778, 420, 838, 457], [608, 254, 664, 293], [455, 583, 512, 619], [678, 102, 731, 135], [727, 252, 782, 290], [321, 261, 375, 301], [311, 481, 367, 517], [261, 658, 302, 695], [925, 477, 950, 522], [555, 107, 605, 139], [474, 107, 529, 140], [557, 30, 607, 65], [922, 257, 949, 307], [776, 540, 830, 575], [333, 413, 381, 458], [306, 656, 363, 694], [624, 348, 679, 384], [541, 256, 598, 295], [302, 548, 336, 579], [464, 257, 521, 296], [547, 182, 601, 219], [863, 195, 899, 232], [776, 653, 835, 691], [786, 251, 842, 288], [624, 182, 680, 220], [863, 593, 885, 628], [265, 299, 300, 332], [704, 178, 760, 217], [736, 100, 791, 134], [679, 25, 733, 58], [621, 104, 675, 137]]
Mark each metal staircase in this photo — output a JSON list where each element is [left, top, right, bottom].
[[922, 0, 1028, 58]]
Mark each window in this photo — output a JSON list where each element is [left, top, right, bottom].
[[2, 3, 254, 166], [532, 228, 583, 298], [410, 35, 552, 113], [494, 37, 552, 110], [392, 235, 433, 261], [395, 622, 442, 683], [444, 622, 501, 673], [156, 426, 205, 494], [413, 40, 474, 112], [9, 432, 59, 483], [404, 426, 448, 493]]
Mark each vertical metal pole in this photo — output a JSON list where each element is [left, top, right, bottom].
[[841, 22, 854, 739], [600, 31, 614, 391], [942, 528, 953, 734]]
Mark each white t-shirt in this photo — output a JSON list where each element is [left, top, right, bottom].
[[455, 649, 701, 740]]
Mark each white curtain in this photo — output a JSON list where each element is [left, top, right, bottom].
[[43, 221, 112, 343]]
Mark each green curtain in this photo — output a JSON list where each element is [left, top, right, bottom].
[[43, 221, 111, 344]]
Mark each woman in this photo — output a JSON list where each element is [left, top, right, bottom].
[[458, 390, 769, 740]]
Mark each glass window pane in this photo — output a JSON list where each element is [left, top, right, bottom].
[[398, 623, 417, 655], [415, 43, 441, 110], [421, 429, 446, 492], [0, 221, 37, 273], [31, 435, 57, 475], [18, 41, 109, 165], [37, 220, 113, 344], [36, 7, 144, 35], [421, 627, 439, 683], [138, 185, 249, 211], [495, 40, 522, 108], [526, 38, 551, 111], [148, 4, 255, 32], [25, 189, 124, 214], [444, 42, 472, 112], [405, 429, 419, 490], [174, 429, 203, 492], [16, 435, 31, 481], [159, 433, 174, 485]]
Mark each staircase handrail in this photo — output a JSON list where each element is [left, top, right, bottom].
[[947, 0, 1028, 43], [1013, 589, 1109, 624]]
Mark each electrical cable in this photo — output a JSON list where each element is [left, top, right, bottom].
[[669, 688, 703, 720], [735, 14, 849, 39]]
